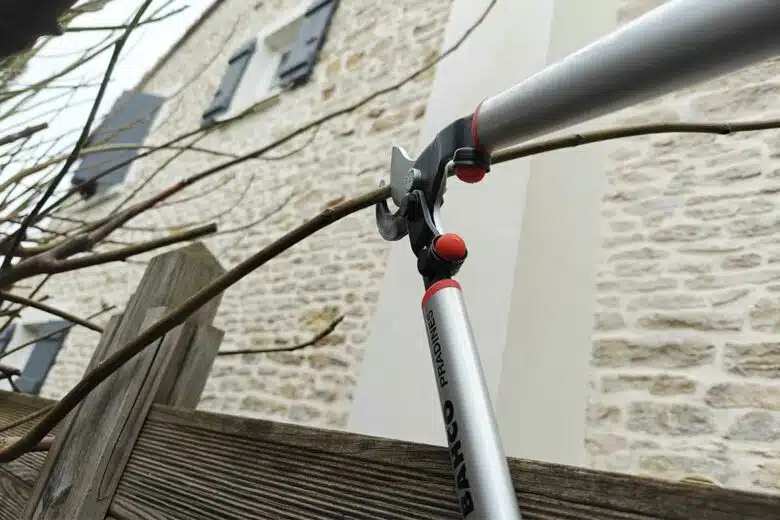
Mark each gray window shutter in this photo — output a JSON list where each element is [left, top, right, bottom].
[[276, 0, 339, 88], [201, 39, 257, 127], [70, 90, 166, 199], [0, 323, 16, 355], [16, 320, 71, 395]]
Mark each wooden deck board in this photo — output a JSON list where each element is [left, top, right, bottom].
[[109, 404, 780, 520]]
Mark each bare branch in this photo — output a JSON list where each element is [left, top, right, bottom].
[[0, 123, 47, 146], [0, 291, 103, 331], [0, 364, 21, 378], [97, 0, 499, 213], [48, 222, 217, 272], [0, 436, 52, 452], [0, 0, 156, 269], [212, 191, 295, 237], [0, 186, 386, 462], [6, 375, 21, 393], [492, 119, 780, 164], [0, 305, 115, 361], [0, 405, 50, 434], [0, 275, 51, 336], [64, 5, 189, 32], [218, 315, 344, 356], [262, 124, 321, 161]]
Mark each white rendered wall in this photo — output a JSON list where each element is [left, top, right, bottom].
[[349, 0, 619, 466]]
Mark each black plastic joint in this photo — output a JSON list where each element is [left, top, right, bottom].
[[417, 242, 466, 285], [453, 147, 492, 172]]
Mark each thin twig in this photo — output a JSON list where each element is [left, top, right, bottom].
[[262, 125, 321, 161], [0, 1, 155, 269], [0, 364, 21, 378], [136, 0, 499, 208], [0, 123, 47, 147], [0, 306, 115, 361], [0, 187, 386, 462], [218, 315, 344, 356], [47, 223, 218, 272], [0, 274, 52, 337], [0, 405, 50, 434], [7, 376, 21, 393], [492, 119, 780, 164], [0, 436, 52, 452], [11, 105, 780, 460], [0, 291, 103, 331], [65, 5, 188, 32]]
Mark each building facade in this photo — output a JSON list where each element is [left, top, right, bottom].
[[5, 0, 779, 495]]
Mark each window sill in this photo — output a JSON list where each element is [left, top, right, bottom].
[[212, 87, 282, 126]]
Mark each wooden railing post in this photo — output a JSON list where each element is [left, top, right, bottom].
[[22, 242, 226, 520]]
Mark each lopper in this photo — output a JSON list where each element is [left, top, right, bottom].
[[374, 0, 780, 518]]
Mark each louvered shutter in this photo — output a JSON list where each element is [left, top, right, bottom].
[[70, 90, 165, 199], [201, 39, 258, 126], [16, 320, 70, 395], [275, 0, 339, 88], [0, 323, 16, 355]]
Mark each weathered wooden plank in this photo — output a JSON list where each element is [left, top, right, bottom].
[[166, 324, 224, 409], [23, 242, 226, 520], [108, 404, 780, 520], [23, 308, 169, 519], [0, 391, 55, 518], [0, 464, 32, 520], [0, 390, 55, 421], [0, 390, 56, 485], [17, 313, 123, 491]]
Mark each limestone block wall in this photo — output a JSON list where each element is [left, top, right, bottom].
[[38, 0, 453, 430], [587, 0, 780, 494]]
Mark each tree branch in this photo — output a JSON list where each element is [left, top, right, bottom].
[[6, 375, 21, 393], [491, 119, 780, 164], [10, 103, 780, 459], [0, 0, 155, 270], [64, 5, 188, 32], [0, 404, 50, 434], [0, 123, 47, 147], [0, 364, 21, 378], [218, 315, 344, 356], [0, 291, 103, 331], [0, 305, 115, 361], [0, 436, 52, 452], [49, 222, 218, 272], [0, 186, 385, 462]]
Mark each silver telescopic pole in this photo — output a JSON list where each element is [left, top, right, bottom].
[[474, 0, 780, 151]]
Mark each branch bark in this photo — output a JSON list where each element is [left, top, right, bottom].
[[0, 305, 115, 361], [64, 5, 188, 32], [217, 315, 344, 356], [0, 291, 103, 331], [0, 186, 385, 462], [0, 0, 155, 269], [492, 119, 780, 164], [0, 123, 47, 147]]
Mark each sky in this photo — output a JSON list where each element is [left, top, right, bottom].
[[0, 0, 219, 190]]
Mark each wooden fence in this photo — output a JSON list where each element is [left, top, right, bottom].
[[1, 242, 779, 519]]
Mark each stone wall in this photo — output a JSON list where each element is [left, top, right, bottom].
[[587, 0, 780, 494], [38, 0, 453, 429]]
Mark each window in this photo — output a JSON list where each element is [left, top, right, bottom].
[[70, 90, 166, 203], [201, 0, 339, 126], [0, 323, 15, 355], [14, 320, 71, 395]]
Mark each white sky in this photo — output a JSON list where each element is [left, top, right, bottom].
[[0, 0, 218, 188]]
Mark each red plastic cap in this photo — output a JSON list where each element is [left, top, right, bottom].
[[455, 165, 486, 184], [434, 233, 467, 260]]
